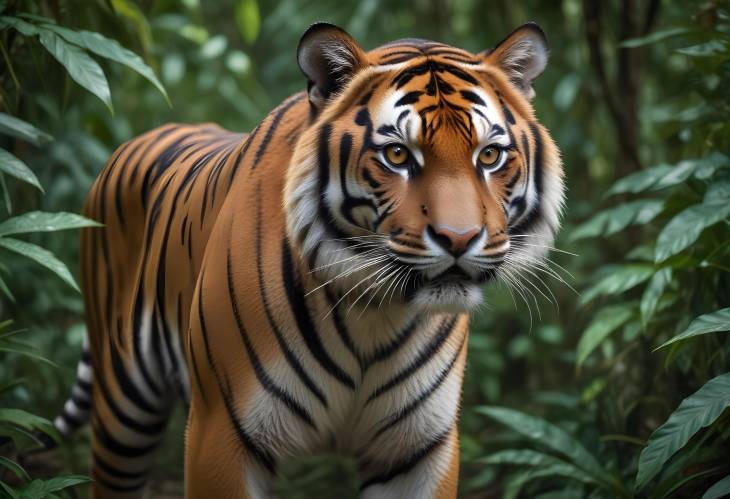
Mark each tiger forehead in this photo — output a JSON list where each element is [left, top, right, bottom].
[[369, 39, 481, 65], [366, 51, 497, 145]]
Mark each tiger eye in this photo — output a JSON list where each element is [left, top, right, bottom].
[[384, 144, 410, 166], [478, 146, 500, 167]]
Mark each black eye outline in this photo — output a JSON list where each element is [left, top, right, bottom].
[[476, 145, 507, 173], [382, 143, 412, 169]]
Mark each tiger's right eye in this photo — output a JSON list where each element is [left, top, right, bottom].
[[384, 144, 410, 167]]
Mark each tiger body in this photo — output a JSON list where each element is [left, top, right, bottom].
[[64, 22, 564, 499]]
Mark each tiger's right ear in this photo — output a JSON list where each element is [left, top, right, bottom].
[[297, 23, 368, 111]]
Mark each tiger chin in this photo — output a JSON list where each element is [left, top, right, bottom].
[[57, 21, 564, 499]]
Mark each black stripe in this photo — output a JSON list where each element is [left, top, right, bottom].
[[98, 369, 166, 436], [94, 452, 145, 481], [108, 343, 158, 414], [255, 189, 328, 407], [362, 317, 419, 369], [227, 247, 317, 428], [282, 239, 355, 389], [395, 91, 423, 107], [374, 333, 465, 437], [360, 428, 451, 489], [93, 417, 158, 458], [252, 94, 302, 169], [460, 89, 485, 106], [196, 276, 276, 472], [367, 316, 457, 403], [93, 472, 146, 493]]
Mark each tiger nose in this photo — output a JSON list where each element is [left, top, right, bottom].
[[426, 225, 484, 257]]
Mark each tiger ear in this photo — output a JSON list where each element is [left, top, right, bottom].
[[297, 22, 368, 110], [482, 22, 548, 101]]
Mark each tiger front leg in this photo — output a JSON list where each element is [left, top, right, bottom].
[[185, 396, 275, 499]]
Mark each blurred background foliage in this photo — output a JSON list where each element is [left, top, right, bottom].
[[0, 0, 728, 497]]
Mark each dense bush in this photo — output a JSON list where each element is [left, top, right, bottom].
[[0, 0, 728, 498]]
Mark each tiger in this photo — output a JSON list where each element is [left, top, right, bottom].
[[52, 21, 564, 498]]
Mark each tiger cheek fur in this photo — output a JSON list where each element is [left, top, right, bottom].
[[67, 21, 564, 499]]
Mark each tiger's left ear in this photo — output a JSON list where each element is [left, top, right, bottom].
[[298, 22, 368, 111], [483, 22, 548, 101]]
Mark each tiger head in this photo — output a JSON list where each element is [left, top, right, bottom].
[[285, 23, 565, 314]]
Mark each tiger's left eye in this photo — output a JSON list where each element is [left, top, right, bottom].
[[478, 146, 502, 168], [384, 144, 410, 167]]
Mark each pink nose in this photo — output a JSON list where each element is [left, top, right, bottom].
[[427, 225, 483, 257]]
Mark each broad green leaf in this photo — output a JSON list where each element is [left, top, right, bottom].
[[702, 475, 730, 499], [0, 15, 39, 36], [0, 455, 29, 481], [605, 164, 673, 197], [576, 305, 634, 367], [636, 372, 730, 490], [0, 113, 53, 146], [0, 172, 11, 213], [570, 200, 664, 241], [235, 0, 260, 44], [474, 406, 611, 485], [0, 237, 79, 291], [654, 202, 730, 262], [619, 27, 690, 48], [606, 154, 729, 197], [640, 268, 672, 327], [0, 211, 101, 236], [0, 148, 43, 192], [0, 340, 57, 366], [0, 408, 59, 442], [37, 24, 169, 104], [704, 177, 730, 204], [16, 475, 90, 499], [655, 308, 730, 350], [580, 265, 655, 305], [37, 30, 113, 112], [479, 449, 598, 484], [0, 272, 14, 302]]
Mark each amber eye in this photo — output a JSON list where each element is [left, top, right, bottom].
[[478, 146, 502, 168], [384, 144, 410, 166]]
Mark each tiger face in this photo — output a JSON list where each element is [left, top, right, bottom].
[[286, 23, 564, 313]]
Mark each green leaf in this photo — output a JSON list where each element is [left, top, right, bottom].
[[0, 237, 79, 291], [580, 265, 655, 305], [619, 27, 690, 48], [37, 24, 169, 105], [0, 148, 43, 192], [479, 449, 599, 484], [0, 113, 53, 147], [655, 308, 730, 350], [704, 177, 730, 204], [0, 481, 20, 499], [503, 465, 596, 499], [570, 200, 664, 241], [0, 455, 29, 482], [606, 154, 729, 197], [636, 372, 730, 490], [235, 0, 260, 44], [37, 30, 113, 112], [654, 202, 730, 262], [640, 268, 672, 327], [702, 475, 730, 499], [0, 408, 59, 443], [605, 164, 674, 197], [576, 304, 634, 367], [0, 211, 101, 236], [677, 40, 728, 57], [16, 475, 90, 499], [474, 406, 611, 485]]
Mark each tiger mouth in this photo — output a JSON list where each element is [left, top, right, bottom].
[[423, 265, 497, 287]]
